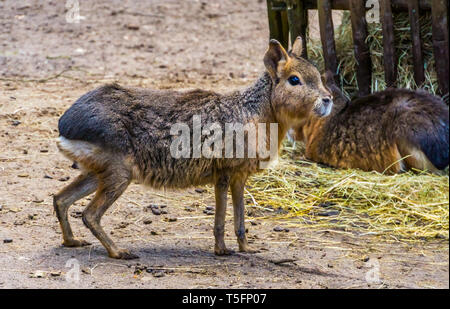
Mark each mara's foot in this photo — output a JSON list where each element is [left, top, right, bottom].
[[63, 238, 91, 248], [239, 244, 260, 254], [214, 247, 235, 256], [109, 249, 139, 260]]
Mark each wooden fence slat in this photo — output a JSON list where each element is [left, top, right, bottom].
[[381, 0, 398, 88], [287, 0, 308, 58], [431, 0, 449, 96], [408, 0, 425, 87], [267, 0, 290, 49], [350, 0, 372, 96], [318, 0, 339, 81], [280, 9, 290, 50], [267, 0, 281, 41]]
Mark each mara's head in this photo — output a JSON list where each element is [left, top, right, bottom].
[[264, 37, 333, 126]]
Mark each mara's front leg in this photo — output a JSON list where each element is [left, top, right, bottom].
[[231, 175, 259, 253], [213, 173, 232, 256]]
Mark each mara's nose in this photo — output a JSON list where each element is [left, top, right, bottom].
[[314, 96, 333, 117], [322, 97, 332, 106]]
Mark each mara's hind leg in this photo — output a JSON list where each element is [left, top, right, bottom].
[[397, 142, 440, 173], [53, 172, 98, 247], [82, 167, 137, 259], [404, 150, 440, 173]]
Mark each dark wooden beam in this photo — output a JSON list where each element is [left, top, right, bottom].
[[318, 0, 339, 80], [350, 0, 372, 95], [267, 0, 280, 40], [408, 0, 425, 87], [431, 0, 449, 96], [304, 0, 432, 11], [267, 0, 290, 50], [380, 0, 397, 88], [286, 0, 308, 58], [280, 9, 290, 50]]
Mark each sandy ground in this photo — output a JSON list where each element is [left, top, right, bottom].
[[0, 0, 448, 289]]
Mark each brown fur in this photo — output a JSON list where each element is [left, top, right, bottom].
[[292, 72, 449, 174], [53, 38, 332, 259]]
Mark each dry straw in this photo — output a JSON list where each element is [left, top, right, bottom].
[[247, 142, 449, 242]]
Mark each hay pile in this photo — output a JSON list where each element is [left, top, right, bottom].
[[307, 11, 440, 98], [247, 143, 449, 241]]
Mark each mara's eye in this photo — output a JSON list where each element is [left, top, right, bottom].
[[288, 75, 302, 86]]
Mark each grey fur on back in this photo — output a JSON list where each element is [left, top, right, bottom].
[[58, 73, 274, 188]]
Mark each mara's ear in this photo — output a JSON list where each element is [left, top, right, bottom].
[[263, 39, 289, 83], [291, 36, 304, 58], [321, 70, 335, 88], [322, 70, 348, 104]]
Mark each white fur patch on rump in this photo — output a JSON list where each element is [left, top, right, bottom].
[[57, 136, 101, 159]]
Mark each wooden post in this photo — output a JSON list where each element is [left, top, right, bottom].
[[318, 0, 338, 81], [431, 0, 449, 96], [350, 0, 372, 95], [380, 0, 398, 88], [280, 9, 290, 50], [408, 0, 425, 87], [286, 0, 308, 58], [267, 0, 289, 49], [267, 0, 280, 40]]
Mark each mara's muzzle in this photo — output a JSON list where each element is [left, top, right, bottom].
[[313, 97, 333, 117]]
